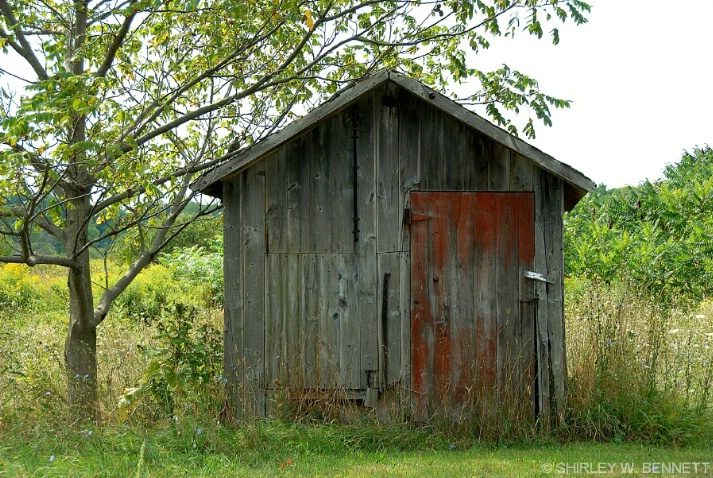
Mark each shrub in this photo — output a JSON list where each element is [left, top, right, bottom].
[[116, 304, 223, 421]]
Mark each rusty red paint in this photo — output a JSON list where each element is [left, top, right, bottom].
[[410, 192, 535, 417]]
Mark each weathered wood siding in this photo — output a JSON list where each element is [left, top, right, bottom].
[[222, 82, 567, 422]]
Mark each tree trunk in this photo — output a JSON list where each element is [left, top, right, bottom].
[[65, 305, 97, 421], [64, 193, 98, 421]]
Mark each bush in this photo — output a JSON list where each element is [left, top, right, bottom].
[[116, 304, 223, 421]]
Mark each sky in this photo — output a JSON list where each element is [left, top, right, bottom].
[[463, 0, 713, 188], [3, 1, 711, 189]]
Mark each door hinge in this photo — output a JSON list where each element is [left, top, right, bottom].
[[403, 208, 431, 225]]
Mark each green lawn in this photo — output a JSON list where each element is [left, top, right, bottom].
[[1, 423, 711, 477]]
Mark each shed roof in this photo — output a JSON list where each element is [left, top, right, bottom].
[[192, 70, 595, 207]]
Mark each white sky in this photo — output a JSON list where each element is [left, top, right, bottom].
[[3, 1, 711, 189], [463, 0, 713, 188]]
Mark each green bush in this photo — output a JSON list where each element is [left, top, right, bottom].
[[565, 147, 713, 305], [162, 245, 223, 306], [117, 304, 223, 421]]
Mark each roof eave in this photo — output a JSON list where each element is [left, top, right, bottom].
[[191, 69, 596, 199]]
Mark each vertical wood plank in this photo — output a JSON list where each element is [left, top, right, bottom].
[[319, 254, 337, 388], [449, 194, 475, 409], [337, 254, 360, 388], [309, 124, 332, 253], [399, 249, 411, 393], [510, 153, 535, 192], [241, 165, 266, 416], [494, 194, 520, 409], [518, 193, 536, 422], [472, 133, 491, 191], [264, 253, 281, 390], [377, 252, 402, 386], [285, 253, 303, 388], [356, 93, 379, 390], [543, 173, 567, 421], [223, 176, 244, 417], [473, 193, 498, 416], [264, 151, 286, 254], [398, 90, 421, 254], [409, 192, 432, 419], [534, 170, 552, 424], [328, 114, 354, 252], [489, 142, 511, 191], [441, 118, 466, 190], [461, 129, 481, 191], [286, 136, 310, 253], [419, 104, 438, 190], [303, 253, 319, 388], [376, 83, 401, 253]]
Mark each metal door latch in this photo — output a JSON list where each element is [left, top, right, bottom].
[[524, 270, 554, 284]]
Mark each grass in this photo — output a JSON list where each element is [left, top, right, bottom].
[[2, 261, 713, 476], [1, 420, 711, 477]]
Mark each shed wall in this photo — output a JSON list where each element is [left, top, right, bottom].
[[222, 83, 566, 421]]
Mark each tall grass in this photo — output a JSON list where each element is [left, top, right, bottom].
[[562, 278, 713, 444], [1, 258, 711, 445]]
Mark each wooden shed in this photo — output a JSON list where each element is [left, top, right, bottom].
[[192, 70, 595, 423]]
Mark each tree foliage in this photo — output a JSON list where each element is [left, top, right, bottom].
[[0, 0, 591, 416], [565, 146, 713, 304]]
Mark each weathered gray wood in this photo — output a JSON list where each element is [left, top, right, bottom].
[[533, 171, 552, 425], [376, 83, 401, 253], [419, 103, 438, 191], [328, 114, 354, 252], [399, 248, 411, 394], [387, 71, 596, 194], [303, 254, 319, 388], [441, 118, 467, 190], [377, 252, 402, 386], [222, 176, 244, 417], [318, 255, 337, 388], [337, 254, 360, 388], [194, 71, 594, 205], [398, 87, 421, 222], [309, 125, 332, 253], [543, 173, 566, 422], [356, 93, 379, 390], [398, 89, 420, 255], [265, 150, 286, 254], [191, 70, 393, 193], [241, 164, 266, 416], [459, 129, 479, 191], [489, 142, 511, 191], [510, 153, 535, 192], [285, 253, 303, 388], [264, 253, 279, 389], [286, 136, 310, 253]]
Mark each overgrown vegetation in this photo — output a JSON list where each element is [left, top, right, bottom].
[[2, 148, 713, 475]]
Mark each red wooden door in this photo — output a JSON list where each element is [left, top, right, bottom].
[[410, 192, 535, 419]]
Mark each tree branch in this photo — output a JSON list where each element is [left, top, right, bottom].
[[0, 0, 49, 80], [0, 254, 78, 268], [95, 0, 137, 78]]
